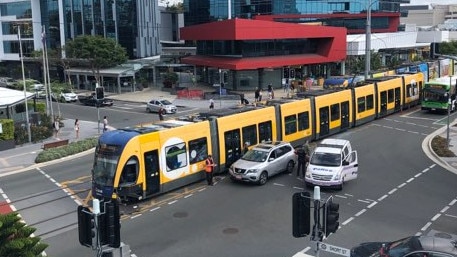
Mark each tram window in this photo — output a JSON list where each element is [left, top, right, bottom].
[[242, 125, 257, 146], [297, 112, 309, 131], [357, 97, 366, 112], [387, 89, 394, 103], [144, 151, 159, 175], [120, 157, 138, 185], [330, 103, 340, 121], [189, 137, 208, 164], [284, 115, 297, 135], [165, 142, 187, 171], [366, 95, 374, 110], [258, 121, 273, 142]]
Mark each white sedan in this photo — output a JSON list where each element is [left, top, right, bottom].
[[146, 99, 177, 114], [60, 89, 78, 102]]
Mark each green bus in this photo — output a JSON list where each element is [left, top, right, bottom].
[[421, 76, 457, 112]]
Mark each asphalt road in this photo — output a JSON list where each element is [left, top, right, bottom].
[[2, 102, 456, 257]]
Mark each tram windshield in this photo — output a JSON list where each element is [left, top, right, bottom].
[[310, 152, 341, 167], [93, 153, 119, 186]]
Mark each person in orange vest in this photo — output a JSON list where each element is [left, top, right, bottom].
[[205, 154, 216, 185]]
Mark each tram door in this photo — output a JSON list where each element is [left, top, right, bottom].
[[379, 91, 388, 117], [341, 101, 349, 130], [319, 106, 330, 137], [394, 87, 401, 112], [144, 150, 160, 197], [224, 129, 241, 169]]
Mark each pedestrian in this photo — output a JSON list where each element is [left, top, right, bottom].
[[295, 144, 307, 178], [254, 88, 260, 102], [267, 84, 274, 100], [74, 119, 80, 139], [243, 142, 249, 155], [158, 107, 165, 121], [209, 98, 214, 109], [53, 118, 60, 138], [303, 140, 311, 166], [103, 116, 108, 132], [205, 154, 216, 185], [258, 89, 263, 102]]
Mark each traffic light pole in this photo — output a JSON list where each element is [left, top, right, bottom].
[[312, 186, 321, 257]]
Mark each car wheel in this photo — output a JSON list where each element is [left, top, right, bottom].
[[146, 108, 152, 113], [338, 178, 344, 191], [286, 161, 295, 174], [258, 171, 268, 186]]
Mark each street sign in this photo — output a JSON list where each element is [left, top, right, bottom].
[[319, 242, 350, 257]]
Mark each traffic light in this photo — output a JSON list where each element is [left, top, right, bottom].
[[290, 69, 295, 79], [95, 86, 104, 100], [77, 205, 96, 248], [100, 201, 121, 248], [223, 71, 228, 84], [292, 192, 311, 238], [324, 198, 339, 237], [430, 42, 440, 59], [283, 67, 290, 79]]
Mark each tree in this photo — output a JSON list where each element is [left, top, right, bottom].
[[0, 212, 48, 257], [64, 35, 128, 87], [439, 41, 457, 55]]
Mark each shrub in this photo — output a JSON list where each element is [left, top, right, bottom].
[[35, 137, 98, 163]]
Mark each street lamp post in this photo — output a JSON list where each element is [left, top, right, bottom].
[[219, 69, 222, 108], [447, 96, 450, 148], [18, 25, 31, 144], [365, 0, 372, 79]]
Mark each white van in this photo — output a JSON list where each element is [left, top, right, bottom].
[[304, 139, 358, 190]]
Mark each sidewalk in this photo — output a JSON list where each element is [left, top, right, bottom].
[[1, 84, 457, 176]]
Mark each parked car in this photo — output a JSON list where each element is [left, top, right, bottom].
[[0, 77, 16, 88], [60, 89, 78, 102], [351, 230, 457, 257], [146, 99, 177, 114], [229, 141, 296, 185], [78, 92, 113, 107]]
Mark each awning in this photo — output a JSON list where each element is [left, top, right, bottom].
[[0, 88, 36, 108]]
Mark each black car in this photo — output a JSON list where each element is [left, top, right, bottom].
[[351, 230, 457, 257], [78, 93, 114, 107]]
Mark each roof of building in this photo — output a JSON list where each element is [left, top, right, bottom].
[[0, 87, 36, 108]]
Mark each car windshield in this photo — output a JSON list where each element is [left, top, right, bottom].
[[62, 89, 73, 94], [241, 149, 269, 162], [160, 100, 172, 105], [93, 153, 119, 186], [387, 236, 422, 257], [310, 152, 341, 167]]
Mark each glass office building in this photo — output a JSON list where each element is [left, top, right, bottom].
[[184, 0, 407, 26], [0, 0, 161, 60]]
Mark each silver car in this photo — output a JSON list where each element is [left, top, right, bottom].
[[146, 99, 177, 114], [229, 141, 296, 185]]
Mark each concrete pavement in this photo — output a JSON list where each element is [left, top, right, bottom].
[[1, 84, 457, 176]]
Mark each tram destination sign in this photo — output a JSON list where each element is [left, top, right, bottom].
[[318, 242, 350, 257]]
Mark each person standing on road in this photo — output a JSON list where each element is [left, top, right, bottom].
[[209, 98, 215, 109], [74, 119, 80, 139], [295, 145, 307, 178], [159, 107, 165, 121], [103, 116, 108, 132], [205, 155, 216, 185]]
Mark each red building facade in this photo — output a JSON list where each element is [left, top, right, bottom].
[[180, 18, 347, 91]]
